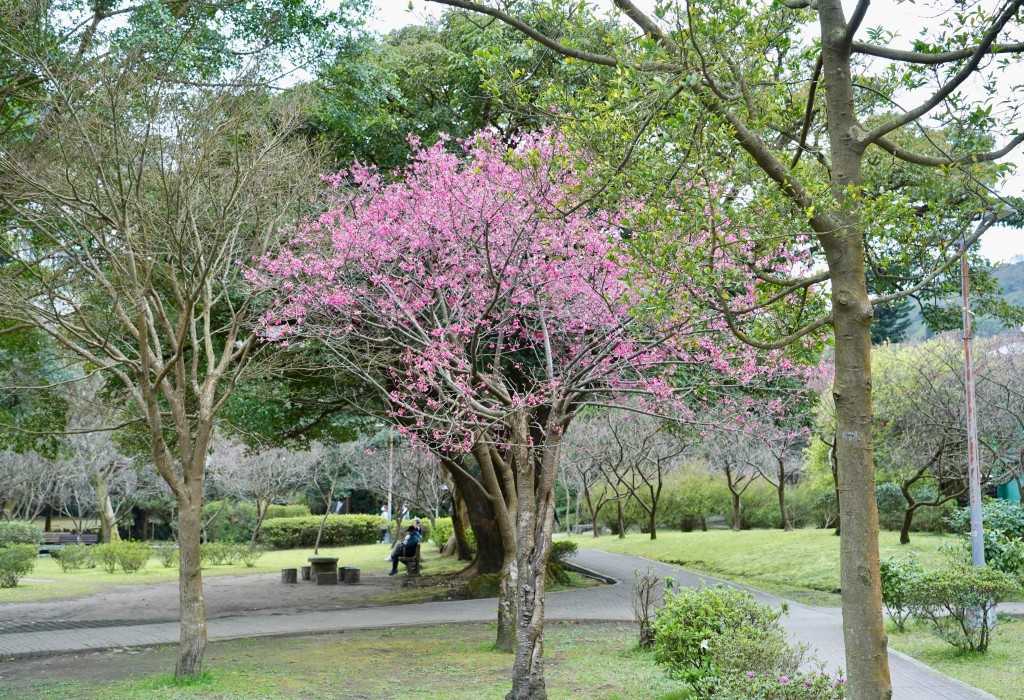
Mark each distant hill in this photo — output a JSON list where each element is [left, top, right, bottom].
[[903, 257, 1024, 341]]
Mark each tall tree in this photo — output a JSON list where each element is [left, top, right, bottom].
[[249, 129, 797, 698], [0, 66, 324, 677], [421, 2, 1024, 696]]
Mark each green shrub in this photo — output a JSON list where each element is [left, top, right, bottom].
[[698, 667, 846, 700], [879, 557, 922, 633], [153, 543, 179, 568], [0, 544, 38, 587], [653, 583, 845, 699], [55, 543, 94, 572], [202, 500, 257, 543], [428, 517, 476, 553], [240, 544, 266, 567], [652, 584, 782, 686], [546, 539, 579, 585], [116, 541, 153, 573], [0, 520, 44, 546], [949, 500, 1024, 539], [201, 541, 231, 566], [205, 542, 252, 566], [259, 515, 383, 549], [908, 566, 1018, 651], [266, 504, 310, 519], [92, 543, 121, 573], [92, 541, 153, 573], [654, 468, 730, 532]]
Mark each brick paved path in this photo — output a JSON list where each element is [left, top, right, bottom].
[[0, 549, 996, 699]]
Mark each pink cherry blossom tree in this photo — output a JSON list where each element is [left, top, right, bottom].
[[248, 129, 798, 699]]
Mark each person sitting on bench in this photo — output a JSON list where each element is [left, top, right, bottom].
[[389, 525, 421, 576]]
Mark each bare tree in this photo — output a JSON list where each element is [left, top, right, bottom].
[[209, 439, 322, 544], [744, 416, 809, 532], [700, 429, 760, 531], [0, 450, 61, 522]]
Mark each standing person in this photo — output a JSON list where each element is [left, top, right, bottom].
[[378, 503, 390, 544], [389, 526, 421, 575]]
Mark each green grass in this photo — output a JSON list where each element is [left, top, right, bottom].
[[571, 528, 955, 606], [0, 542, 466, 603], [887, 616, 1024, 700], [1, 622, 690, 700]]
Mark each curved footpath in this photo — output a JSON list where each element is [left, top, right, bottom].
[[0, 549, 996, 699]]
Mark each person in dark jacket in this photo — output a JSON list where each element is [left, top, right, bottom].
[[389, 526, 421, 575]]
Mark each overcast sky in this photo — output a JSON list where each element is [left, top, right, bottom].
[[369, 0, 1022, 263]]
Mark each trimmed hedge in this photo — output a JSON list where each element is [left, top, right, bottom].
[[260, 514, 384, 549], [266, 504, 310, 519]]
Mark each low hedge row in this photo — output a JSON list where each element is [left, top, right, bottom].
[[260, 514, 384, 549]]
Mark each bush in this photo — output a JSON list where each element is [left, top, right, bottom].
[[55, 543, 94, 572], [92, 542, 121, 573], [240, 544, 266, 567], [0, 544, 38, 587], [202, 500, 257, 543], [259, 515, 383, 549], [875, 482, 953, 533], [201, 541, 235, 566], [653, 583, 844, 699], [949, 500, 1024, 539], [546, 539, 578, 585], [428, 517, 476, 554], [879, 557, 922, 632], [657, 468, 730, 532], [908, 566, 1018, 651], [116, 541, 153, 573], [652, 584, 783, 686], [697, 668, 846, 700], [0, 520, 44, 546], [92, 541, 153, 573], [153, 543, 179, 568], [266, 504, 310, 519]]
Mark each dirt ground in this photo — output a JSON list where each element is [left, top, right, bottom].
[[0, 570, 444, 625], [0, 570, 469, 694]]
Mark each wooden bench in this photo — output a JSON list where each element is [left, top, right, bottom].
[[397, 543, 422, 576], [41, 532, 99, 554]]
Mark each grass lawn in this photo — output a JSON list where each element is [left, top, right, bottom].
[[886, 617, 1024, 700], [1, 622, 689, 700], [570, 528, 954, 606], [0, 542, 467, 604]]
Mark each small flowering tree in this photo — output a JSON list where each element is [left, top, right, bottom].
[[249, 130, 797, 699]]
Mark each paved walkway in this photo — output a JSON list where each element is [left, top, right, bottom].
[[0, 550, 996, 699]]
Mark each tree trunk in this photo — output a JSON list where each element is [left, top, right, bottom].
[[823, 236, 892, 698], [506, 414, 559, 700], [899, 504, 917, 545], [616, 499, 625, 539], [817, 0, 892, 689], [449, 483, 474, 561], [94, 474, 121, 543], [648, 505, 657, 540], [731, 489, 743, 531], [250, 501, 269, 546], [778, 462, 792, 532], [175, 488, 207, 679]]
